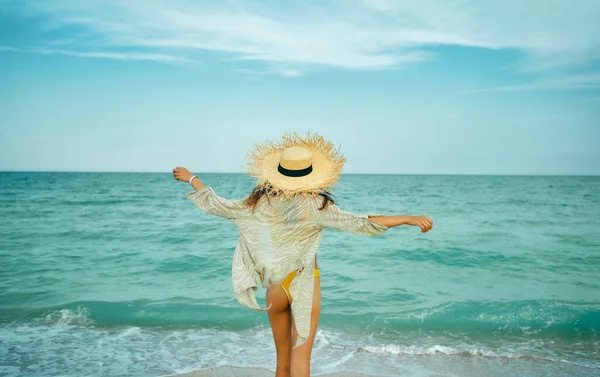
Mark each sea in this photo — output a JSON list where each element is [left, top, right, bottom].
[[1, 172, 599, 377]]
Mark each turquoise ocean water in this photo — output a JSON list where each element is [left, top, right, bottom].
[[1, 172, 599, 377]]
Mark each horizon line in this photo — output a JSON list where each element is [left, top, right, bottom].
[[1, 170, 599, 177]]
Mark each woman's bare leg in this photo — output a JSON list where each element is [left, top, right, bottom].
[[266, 284, 292, 377], [290, 259, 321, 377]]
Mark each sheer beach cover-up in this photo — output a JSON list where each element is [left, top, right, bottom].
[[186, 185, 389, 348]]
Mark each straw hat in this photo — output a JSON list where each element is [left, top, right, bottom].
[[245, 132, 347, 198]]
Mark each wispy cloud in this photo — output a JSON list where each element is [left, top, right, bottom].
[[234, 67, 301, 79], [463, 74, 600, 93], [0, 46, 198, 64], [2, 0, 600, 75]]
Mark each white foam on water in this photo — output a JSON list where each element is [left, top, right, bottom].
[[1, 310, 598, 377], [359, 344, 519, 358], [40, 306, 94, 326]]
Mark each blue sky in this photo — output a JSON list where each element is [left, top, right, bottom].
[[1, 0, 599, 175]]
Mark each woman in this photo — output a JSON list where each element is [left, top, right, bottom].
[[172, 132, 433, 377]]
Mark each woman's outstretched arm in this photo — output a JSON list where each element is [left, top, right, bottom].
[[173, 166, 250, 220], [314, 195, 434, 235], [314, 202, 389, 236], [369, 215, 433, 233]]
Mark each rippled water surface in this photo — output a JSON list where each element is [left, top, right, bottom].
[[1, 172, 599, 376]]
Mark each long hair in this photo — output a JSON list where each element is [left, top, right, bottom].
[[243, 183, 335, 212]]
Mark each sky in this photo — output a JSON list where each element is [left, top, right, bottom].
[[1, 0, 599, 175]]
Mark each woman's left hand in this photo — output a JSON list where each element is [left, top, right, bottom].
[[173, 166, 193, 182]]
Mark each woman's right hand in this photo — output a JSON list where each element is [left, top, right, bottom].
[[408, 216, 434, 233], [173, 166, 194, 183]]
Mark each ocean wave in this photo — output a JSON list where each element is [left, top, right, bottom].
[[39, 306, 95, 326], [4, 300, 263, 330], [388, 300, 600, 336], [3, 299, 598, 340], [321, 299, 600, 340], [1, 320, 598, 377], [358, 344, 531, 358]]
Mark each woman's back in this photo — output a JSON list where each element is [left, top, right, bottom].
[[239, 194, 321, 234], [186, 185, 388, 283], [185, 183, 390, 349], [238, 194, 326, 276]]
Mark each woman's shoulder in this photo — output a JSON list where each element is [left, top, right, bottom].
[[298, 193, 335, 213], [265, 193, 322, 209]]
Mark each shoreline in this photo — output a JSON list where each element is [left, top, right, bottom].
[[167, 366, 385, 377], [164, 356, 600, 377]]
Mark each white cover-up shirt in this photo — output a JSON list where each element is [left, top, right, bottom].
[[186, 185, 389, 348]]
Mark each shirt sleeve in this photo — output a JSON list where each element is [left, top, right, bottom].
[[314, 201, 389, 236], [185, 185, 250, 220]]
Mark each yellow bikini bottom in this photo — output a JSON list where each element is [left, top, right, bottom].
[[281, 268, 320, 304]]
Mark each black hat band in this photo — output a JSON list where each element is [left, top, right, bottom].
[[278, 164, 313, 177]]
